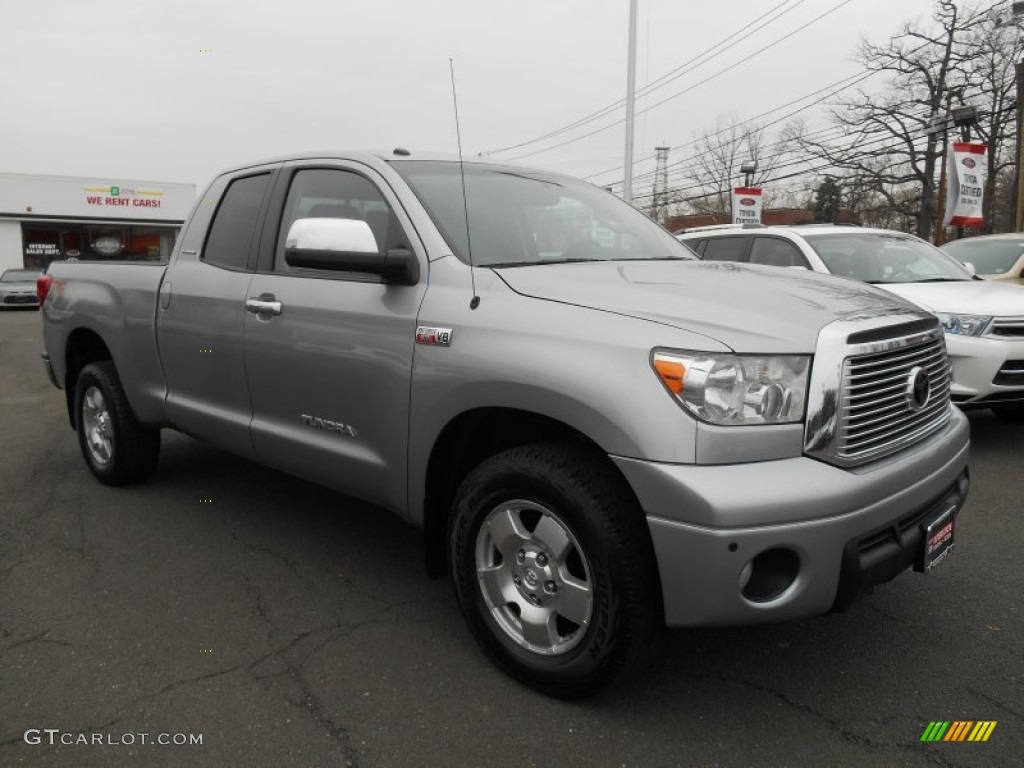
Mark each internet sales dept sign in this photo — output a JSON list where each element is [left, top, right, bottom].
[[732, 187, 763, 225]]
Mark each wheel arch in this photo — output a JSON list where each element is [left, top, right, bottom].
[[421, 407, 644, 578], [64, 328, 114, 428]]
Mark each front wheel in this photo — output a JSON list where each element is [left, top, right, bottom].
[[449, 443, 661, 699], [75, 361, 160, 485]]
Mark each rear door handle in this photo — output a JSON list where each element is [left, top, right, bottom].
[[246, 295, 282, 316]]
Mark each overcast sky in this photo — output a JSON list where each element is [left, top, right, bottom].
[[2, 0, 950, 192]]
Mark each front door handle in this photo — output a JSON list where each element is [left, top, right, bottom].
[[246, 295, 282, 316]]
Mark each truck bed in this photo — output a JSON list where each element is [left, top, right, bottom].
[[42, 261, 170, 426]]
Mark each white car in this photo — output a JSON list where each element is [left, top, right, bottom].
[[0, 268, 42, 309], [677, 224, 1024, 421], [940, 232, 1024, 284]]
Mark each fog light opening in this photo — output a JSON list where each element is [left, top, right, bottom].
[[740, 548, 800, 603]]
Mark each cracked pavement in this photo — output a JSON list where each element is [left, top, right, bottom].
[[1, 310, 1020, 767]]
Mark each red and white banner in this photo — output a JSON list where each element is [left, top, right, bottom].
[[943, 142, 987, 228], [732, 187, 763, 225]]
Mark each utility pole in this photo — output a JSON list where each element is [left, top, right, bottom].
[[622, 0, 638, 205], [652, 146, 670, 222], [927, 104, 951, 246], [1014, 3, 1024, 231], [1016, 60, 1024, 231]]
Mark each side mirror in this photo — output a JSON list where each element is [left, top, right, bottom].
[[284, 218, 419, 285], [962, 261, 977, 277]]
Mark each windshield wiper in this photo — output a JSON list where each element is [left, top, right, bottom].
[[911, 278, 969, 283]]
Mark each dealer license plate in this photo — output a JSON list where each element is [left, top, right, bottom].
[[916, 503, 957, 573]]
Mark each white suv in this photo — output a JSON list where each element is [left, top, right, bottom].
[[677, 224, 1024, 421]]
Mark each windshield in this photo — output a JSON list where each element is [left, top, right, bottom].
[[941, 238, 1024, 275], [804, 232, 971, 284], [392, 161, 695, 267], [0, 269, 42, 283]]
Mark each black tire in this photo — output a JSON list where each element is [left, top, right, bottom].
[[992, 403, 1024, 423], [449, 442, 661, 699], [74, 360, 160, 485]]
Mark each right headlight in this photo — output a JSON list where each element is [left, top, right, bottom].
[[651, 350, 810, 426], [935, 313, 992, 337]]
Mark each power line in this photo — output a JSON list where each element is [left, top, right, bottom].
[[582, 70, 876, 183], [629, 104, 1013, 204], [501, 0, 857, 162], [588, 37, 939, 188], [621, 74, 881, 187], [483, 0, 802, 155]]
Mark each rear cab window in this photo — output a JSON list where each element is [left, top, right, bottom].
[[202, 173, 272, 271]]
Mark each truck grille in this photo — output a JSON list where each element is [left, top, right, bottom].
[[838, 333, 951, 462]]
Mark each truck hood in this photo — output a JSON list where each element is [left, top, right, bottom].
[[494, 260, 921, 353], [878, 279, 1024, 317]]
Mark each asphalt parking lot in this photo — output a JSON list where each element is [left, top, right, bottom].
[[1, 308, 1020, 768]]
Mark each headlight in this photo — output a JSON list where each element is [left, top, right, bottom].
[[652, 350, 809, 426], [935, 313, 991, 337]]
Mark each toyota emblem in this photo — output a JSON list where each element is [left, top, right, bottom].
[[905, 366, 930, 412]]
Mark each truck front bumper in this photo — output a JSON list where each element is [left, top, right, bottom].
[[613, 408, 970, 627]]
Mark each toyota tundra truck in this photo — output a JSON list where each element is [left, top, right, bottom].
[[38, 151, 970, 698]]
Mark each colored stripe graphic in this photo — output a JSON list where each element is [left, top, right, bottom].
[[970, 722, 997, 742], [922, 721, 997, 742], [921, 721, 950, 741], [945, 721, 971, 741]]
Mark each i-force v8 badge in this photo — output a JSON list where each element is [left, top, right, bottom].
[[416, 326, 453, 346]]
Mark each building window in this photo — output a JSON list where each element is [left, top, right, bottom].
[[21, 224, 179, 269]]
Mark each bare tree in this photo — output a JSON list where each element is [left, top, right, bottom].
[[958, 17, 1023, 232], [671, 113, 778, 217], [796, 1, 988, 239]]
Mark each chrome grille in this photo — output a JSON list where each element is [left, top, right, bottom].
[[989, 317, 1024, 337], [838, 333, 951, 462]]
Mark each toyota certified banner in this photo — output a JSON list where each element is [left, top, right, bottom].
[[732, 187, 763, 225], [943, 142, 987, 228]]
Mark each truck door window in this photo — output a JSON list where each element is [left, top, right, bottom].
[[275, 169, 405, 273], [203, 173, 271, 271], [701, 237, 747, 262]]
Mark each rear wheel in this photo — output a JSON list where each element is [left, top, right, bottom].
[[75, 361, 160, 485], [449, 443, 661, 699], [992, 402, 1024, 423]]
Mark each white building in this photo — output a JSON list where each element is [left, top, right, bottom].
[[0, 173, 196, 272]]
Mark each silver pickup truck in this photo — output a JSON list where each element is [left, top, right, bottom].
[[39, 151, 970, 698]]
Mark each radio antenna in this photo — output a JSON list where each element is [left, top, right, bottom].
[[449, 58, 479, 309]]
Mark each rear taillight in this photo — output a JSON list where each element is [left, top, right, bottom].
[[37, 274, 52, 305]]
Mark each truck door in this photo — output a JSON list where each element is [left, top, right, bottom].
[[156, 168, 276, 458], [243, 163, 428, 514]]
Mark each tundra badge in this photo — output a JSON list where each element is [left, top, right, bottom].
[[301, 414, 357, 438]]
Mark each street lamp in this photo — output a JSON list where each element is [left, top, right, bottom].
[[740, 160, 758, 188], [951, 105, 978, 141]]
